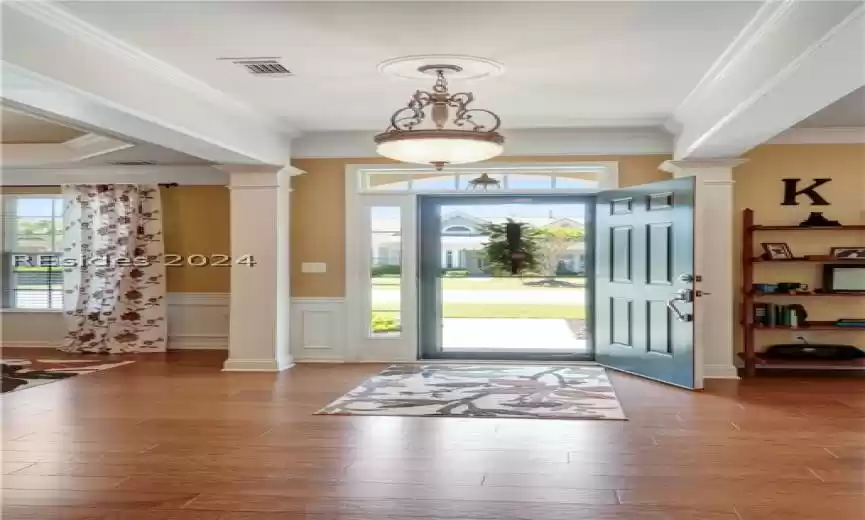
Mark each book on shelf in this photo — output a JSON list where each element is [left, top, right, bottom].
[[753, 303, 800, 327]]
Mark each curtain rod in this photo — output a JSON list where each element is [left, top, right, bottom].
[[2, 183, 180, 188]]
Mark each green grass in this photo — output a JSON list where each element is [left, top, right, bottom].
[[371, 277, 586, 291], [372, 303, 585, 319]]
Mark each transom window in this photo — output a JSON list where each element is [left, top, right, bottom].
[[360, 166, 608, 193], [1, 195, 64, 310]]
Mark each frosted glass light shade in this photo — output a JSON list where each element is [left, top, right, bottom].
[[377, 137, 504, 166]]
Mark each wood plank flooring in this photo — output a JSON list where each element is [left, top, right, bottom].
[[2, 349, 863, 519]]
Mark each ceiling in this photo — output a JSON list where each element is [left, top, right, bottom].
[[1, 107, 85, 143], [795, 86, 865, 128], [59, 1, 761, 132]]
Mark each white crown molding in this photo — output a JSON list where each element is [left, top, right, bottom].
[[0, 165, 228, 185], [768, 127, 865, 144], [292, 127, 673, 158], [5, 0, 295, 136]]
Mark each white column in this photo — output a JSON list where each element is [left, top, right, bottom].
[[219, 165, 304, 371], [662, 159, 747, 380]]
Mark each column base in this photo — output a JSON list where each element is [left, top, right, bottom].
[[222, 358, 294, 372]]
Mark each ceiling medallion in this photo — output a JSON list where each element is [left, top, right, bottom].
[[375, 64, 504, 171]]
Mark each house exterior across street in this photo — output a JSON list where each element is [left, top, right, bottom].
[[373, 211, 586, 275]]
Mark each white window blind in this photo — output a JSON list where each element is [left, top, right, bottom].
[[1, 195, 65, 310]]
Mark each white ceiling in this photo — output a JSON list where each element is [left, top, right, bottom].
[[59, 1, 760, 132], [796, 86, 865, 128], [1, 107, 85, 143]]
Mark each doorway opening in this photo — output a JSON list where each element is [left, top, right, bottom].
[[418, 195, 593, 361]]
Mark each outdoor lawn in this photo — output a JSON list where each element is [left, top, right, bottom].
[[372, 276, 586, 290]]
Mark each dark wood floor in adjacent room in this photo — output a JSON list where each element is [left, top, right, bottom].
[[1, 348, 863, 520]]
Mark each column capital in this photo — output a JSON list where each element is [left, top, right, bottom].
[[660, 158, 748, 173], [661, 158, 747, 185], [216, 164, 305, 189]]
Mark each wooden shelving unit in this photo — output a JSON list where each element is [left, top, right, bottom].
[[741, 209, 865, 377]]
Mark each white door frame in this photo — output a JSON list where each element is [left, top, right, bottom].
[[344, 162, 619, 362]]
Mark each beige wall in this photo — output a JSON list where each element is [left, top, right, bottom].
[[733, 144, 865, 352], [290, 154, 672, 297]]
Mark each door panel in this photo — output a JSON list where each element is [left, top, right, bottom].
[[595, 178, 698, 389]]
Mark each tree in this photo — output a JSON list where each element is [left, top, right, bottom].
[[536, 226, 585, 277], [479, 219, 541, 276]]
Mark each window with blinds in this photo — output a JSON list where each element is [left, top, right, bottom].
[[1, 196, 65, 310]]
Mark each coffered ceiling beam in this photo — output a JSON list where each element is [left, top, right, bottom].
[[669, 0, 865, 159], [2, 1, 295, 165]]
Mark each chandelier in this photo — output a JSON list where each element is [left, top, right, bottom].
[[375, 65, 504, 171]]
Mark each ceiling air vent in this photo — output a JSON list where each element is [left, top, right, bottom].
[[110, 161, 156, 166], [234, 59, 292, 77]]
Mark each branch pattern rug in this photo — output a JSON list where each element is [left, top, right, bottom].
[[1, 359, 134, 394], [317, 364, 627, 420]]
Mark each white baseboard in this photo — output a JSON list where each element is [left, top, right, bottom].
[[222, 358, 294, 372], [704, 364, 740, 379]]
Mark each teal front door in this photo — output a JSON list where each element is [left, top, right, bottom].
[[594, 178, 699, 389]]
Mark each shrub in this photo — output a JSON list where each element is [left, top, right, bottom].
[[371, 264, 401, 277], [442, 269, 469, 277], [371, 313, 400, 333]]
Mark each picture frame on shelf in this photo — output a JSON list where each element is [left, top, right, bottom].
[[761, 242, 793, 260], [830, 247, 865, 260], [822, 264, 865, 293]]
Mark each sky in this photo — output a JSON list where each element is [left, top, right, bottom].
[[15, 198, 63, 218]]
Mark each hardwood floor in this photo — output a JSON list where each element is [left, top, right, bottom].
[[2, 348, 863, 519]]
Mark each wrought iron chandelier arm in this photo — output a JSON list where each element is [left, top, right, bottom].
[[388, 90, 433, 131], [448, 92, 501, 133]]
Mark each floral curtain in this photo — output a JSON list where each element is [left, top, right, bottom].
[[60, 184, 167, 353]]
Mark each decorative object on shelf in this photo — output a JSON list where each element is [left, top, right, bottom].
[[752, 283, 778, 293], [777, 282, 808, 293], [763, 342, 865, 361], [830, 247, 865, 259], [836, 319, 865, 328], [822, 264, 865, 293], [375, 65, 504, 171], [466, 172, 501, 191], [798, 212, 841, 227], [781, 178, 831, 206], [761, 242, 793, 260]]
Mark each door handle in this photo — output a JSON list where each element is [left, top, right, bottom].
[[666, 289, 693, 322]]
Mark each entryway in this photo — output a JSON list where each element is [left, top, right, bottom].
[[346, 164, 702, 389], [417, 195, 592, 361]]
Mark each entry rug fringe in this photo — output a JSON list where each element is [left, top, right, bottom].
[[317, 364, 627, 420], [2, 359, 134, 394]]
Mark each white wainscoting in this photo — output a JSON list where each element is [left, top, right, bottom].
[[290, 298, 346, 362], [166, 293, 230, 349], [1, 294, 348, 361], [1, 293, 231, 350]]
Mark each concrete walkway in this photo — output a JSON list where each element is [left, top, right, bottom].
[[442, 318, 588, 352]]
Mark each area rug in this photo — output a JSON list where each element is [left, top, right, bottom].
[[1, 359, 134, 394], [316, 364, 626, 420]]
